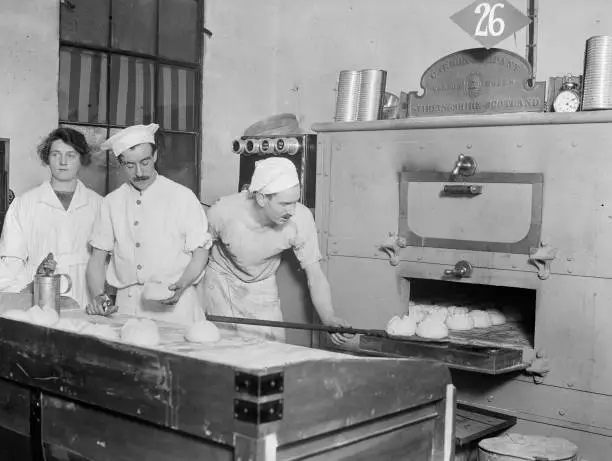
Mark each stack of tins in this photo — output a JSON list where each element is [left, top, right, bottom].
[[479, 434, 579, 461]]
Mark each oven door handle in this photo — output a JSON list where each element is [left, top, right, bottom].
[[441, 184, 483, 197], [443, 260, 473, 278]]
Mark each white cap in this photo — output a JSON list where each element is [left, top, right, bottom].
[[101, 123, 159, 156], [248, 157, 300, 195]]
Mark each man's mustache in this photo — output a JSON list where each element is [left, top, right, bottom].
[[135, 176, 150, 181]]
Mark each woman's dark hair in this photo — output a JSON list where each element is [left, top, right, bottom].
[[37, 127, 92, 166]]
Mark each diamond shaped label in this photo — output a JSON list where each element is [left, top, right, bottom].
[[451, 0, 531, 49]]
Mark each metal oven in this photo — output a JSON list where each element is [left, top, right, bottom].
[[312, 115, 612, 460]]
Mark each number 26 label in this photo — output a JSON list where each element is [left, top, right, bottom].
[[474, 2, 505, 37]]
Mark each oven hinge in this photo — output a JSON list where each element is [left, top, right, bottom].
[[524, 348, 550, 384], [528, 242, 558, 280], [379, 233, 407, 266]]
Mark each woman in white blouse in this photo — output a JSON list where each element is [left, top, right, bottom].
[[0, 127, 102, 309]]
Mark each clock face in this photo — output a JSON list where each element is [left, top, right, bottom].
[[553, 90, 580, 112]]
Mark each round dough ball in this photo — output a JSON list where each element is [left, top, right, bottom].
[[121, 318, 160, 347], [416, 317, 449, 339], [447, 306, 469, 316], [27, 305, 59, 326], [408, 304, 428, 323], [427, 307, 449, 324], [1, 309, 31, 322], [487, 309, 507, 326], [386, 315, 417, 337], [469, 309, 492, 328], [446, 312, 474, 331], [185, 320, 221, 343], [142, 282, 174, 301]]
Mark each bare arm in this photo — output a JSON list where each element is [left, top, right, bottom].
[[86, 248, 109, 298], [163, 246, 209, 304], [303, 262, 335, 323], [304, 262, 353, 346], [85, 247, 116, 315]]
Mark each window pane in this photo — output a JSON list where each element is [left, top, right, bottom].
[[109, 55, 155, 127], [156, 132, 198, 193], [159, 0, 199, 63], [59, 47, 108, 124], [111, 0, 156, 55], [60, 124, 109, 196], [157, 65, 197, 132], [60, 0, 109, 47]]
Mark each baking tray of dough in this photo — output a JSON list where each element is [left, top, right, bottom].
[[386, 333, 450, 344], [444, 321, 533, 350]]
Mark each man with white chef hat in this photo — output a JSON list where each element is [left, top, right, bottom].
[[86, 123, 211, 324], [202, 156, 352, 344]]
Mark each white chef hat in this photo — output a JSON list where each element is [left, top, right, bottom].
[[248, 157, 300, 195], [100, 123, 159, 156]]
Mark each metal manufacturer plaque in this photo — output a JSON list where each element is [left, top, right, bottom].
[[407, 48, 546, 117]]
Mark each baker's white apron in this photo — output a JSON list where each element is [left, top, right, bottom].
[[201, 264, 285, 342]]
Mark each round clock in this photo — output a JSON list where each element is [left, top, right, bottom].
[[552, 82, 581, 113]]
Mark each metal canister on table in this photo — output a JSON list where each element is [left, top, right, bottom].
[[334, 70, 361, 122], [357, 69, 387, 121], [582, 35, 612, 110]]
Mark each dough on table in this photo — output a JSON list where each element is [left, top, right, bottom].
[[469, 309, 492, 328], [386, 315, 417, 337], [142, 282, 175, 301], [1, 309, 32, 322], [416, 317, 449, 339], [121, 318, 160, 347], [29, 305, 60, 326], [446, 311, 474, 331], [185, 320, 221, 343], [486, 308, 507, 326], [5, 305, 61, 326]]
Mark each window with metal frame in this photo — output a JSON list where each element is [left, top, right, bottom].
[[58, 0, 203, 196]]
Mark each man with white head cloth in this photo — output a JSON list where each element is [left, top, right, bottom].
[[202, 157, 352, 344], [86, 123, 212, 324]]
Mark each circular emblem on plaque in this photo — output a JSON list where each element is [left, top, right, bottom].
[[466, 73, 482, 99]]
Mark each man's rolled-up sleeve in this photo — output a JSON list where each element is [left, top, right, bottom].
[[292, 207, 322, 268], [184, 195, 213, 253], [88, 199, 114, 252]]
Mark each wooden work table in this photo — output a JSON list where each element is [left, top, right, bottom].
[[0, 308, 455, 460]]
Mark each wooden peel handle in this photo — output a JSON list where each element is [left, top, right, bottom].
[[205, 315, 388, 338]]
